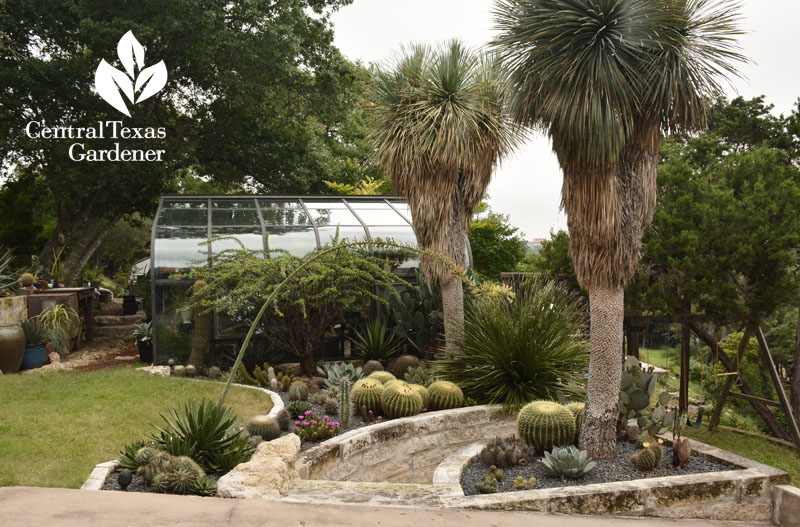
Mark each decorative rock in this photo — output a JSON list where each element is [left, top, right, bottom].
[[48, 352, 61, 364], [216, 434, 301, 499], [113, 355, 137, 361], [135, 365, 170, 377]]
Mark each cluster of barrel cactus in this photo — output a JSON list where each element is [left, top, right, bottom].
[[409, 383, 429, 408], [427, 380, 464, 411], [631, 439, 664, 471], [366, 370, 396, 385], [133, 447, 216, 496], [246, 415, 280, 441], [517, 400, 577, 453], [351, 378, 385, 414], [171, 364, 196, 377], [619, 356, 674, 436], [475, 465, 504, 494], [479, 436, 537, 468]]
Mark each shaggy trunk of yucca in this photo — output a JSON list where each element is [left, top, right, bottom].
[[441, 275, 464, 355], [580, 284, 624, 459]]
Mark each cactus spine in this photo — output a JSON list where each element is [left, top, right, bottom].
[[381, 382, 423, 418], [246, 415, 280, 441], [340, 378, 351, 427], [427, 381, 464, 411], [517, 400, 576, 453], [351, 378, 383, 415]]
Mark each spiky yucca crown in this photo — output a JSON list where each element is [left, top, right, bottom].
[[517, 400, 576, 453], [246, 415, 280, 441], [352, 378, 385, 414], [367, 371, 396, 384], [564, 402, 585, 435], [381, 382, 423, 419], [427, 380, 464, 411], [408, 383, 429, 408]]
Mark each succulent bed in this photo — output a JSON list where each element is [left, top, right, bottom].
[[460, 438, 732, 495]]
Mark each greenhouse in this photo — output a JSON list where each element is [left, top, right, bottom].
[[148, 195, 458, 364]]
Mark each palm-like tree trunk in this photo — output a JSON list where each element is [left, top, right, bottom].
[[580, 285, 624, 458]]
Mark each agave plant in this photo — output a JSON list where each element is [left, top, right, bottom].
[[316, 361, 363, 389], [0, 246, 19, 294], [541, 445, 596, 479], [351, 317, 402, 361], [132, 321, 152, 343], [149, 399, 254, 472]]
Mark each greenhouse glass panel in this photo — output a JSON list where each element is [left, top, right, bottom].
[[163, 200, 206, 209], [258, 200, 312, 226], [159, 208, 208, 226], [345, 207, 410, 225], [212, 199, 255, 208], [211, 208, 260, 226], [153, 227, 208, 279], [305, 207, 359, 226], [316, 225, 368, 245], [369, 225, 419, 272], [264, 227, 318, 256], [210, 226, 263, 254]]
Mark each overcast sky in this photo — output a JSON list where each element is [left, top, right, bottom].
[[330, 1, 800, 240]]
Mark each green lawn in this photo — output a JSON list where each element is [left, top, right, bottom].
[[640, 346, 703, 399], [0, 366, 272, 489], [685, 425, 800, 486]]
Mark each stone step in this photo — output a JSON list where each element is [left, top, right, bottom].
[[94, 324, 138, 337], [94, 313, 145, 326]]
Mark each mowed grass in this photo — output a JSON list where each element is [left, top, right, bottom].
[[684, 425, 800, 486], [0, 366, 272, 488]]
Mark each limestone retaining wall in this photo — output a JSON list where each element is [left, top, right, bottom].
[[298, 405, 516, 484]]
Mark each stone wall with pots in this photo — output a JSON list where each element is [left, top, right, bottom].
[[298, 405, 516, 485]]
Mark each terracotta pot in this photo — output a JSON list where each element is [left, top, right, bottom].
[[0, 325, 26, 374]]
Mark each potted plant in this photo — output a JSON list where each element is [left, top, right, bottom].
[[38, 303, 80, 351], [132, 322, 153, 364], [18, 319, 48, 370]]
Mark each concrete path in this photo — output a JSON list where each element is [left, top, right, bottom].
[[0, 487, 766, 527]]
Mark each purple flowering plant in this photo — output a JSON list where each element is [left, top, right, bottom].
[[293, 412, 341, 442]]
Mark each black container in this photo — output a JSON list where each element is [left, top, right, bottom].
[[122, 295, 139, 315], [137, 340, 153, 364]]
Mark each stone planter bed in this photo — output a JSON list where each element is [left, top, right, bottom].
[[460, 439, 732, 495]]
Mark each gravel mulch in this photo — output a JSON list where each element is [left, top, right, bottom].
[[460, 440, 732, 495]]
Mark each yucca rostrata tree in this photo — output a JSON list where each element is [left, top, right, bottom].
[[493, 0, 744, 458], [368, 40, 521, 353]]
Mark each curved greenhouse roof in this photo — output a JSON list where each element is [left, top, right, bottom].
[[151, 195, 428, 280]]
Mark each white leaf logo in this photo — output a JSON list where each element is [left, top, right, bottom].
[[95, 31, 168, 116]]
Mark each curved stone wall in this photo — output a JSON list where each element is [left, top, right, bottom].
[[298, 405, 515, 484]]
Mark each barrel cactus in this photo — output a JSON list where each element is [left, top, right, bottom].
[[275, 409, 291, 431], [166, 467, 201, 495], [634, 445, 658, 471], [381, 382, 423, 418], [184, 364, 196, 377], [246, 415, 280, 441], [20, 273, 34, 286], [564, 402, 585, 437], [427, 381, 464, 411], [387, 354, 421, 379], [366, 371, 396, 385], [288, 382, 309, 401], [362, 360, 384, 376], [173, 365, 186, 377], [517, 400, 576, 452], [408, 383, 429, 408], [351, 378, 384, 415]]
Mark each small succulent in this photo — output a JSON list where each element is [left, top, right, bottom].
[[479, 436, 536, 468], [540, 445, 596, 479], [194, 475, 218, 497], [286, 400, 313, 419], [317, 362, 363, 388], [513, 475, 536, 490], [275, 409, 291, 431], [475, 465, 503, 494], [324, 400, 339, 417]]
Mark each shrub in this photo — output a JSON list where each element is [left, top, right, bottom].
[[380, 382, 423, 418], [387, 354, 421, 379], [427, 380, 464, 411], [435, 278, 588, 410], [517, 400, 575, 453], [351, 378, 384, 415], [148, 399, 254, 472]]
